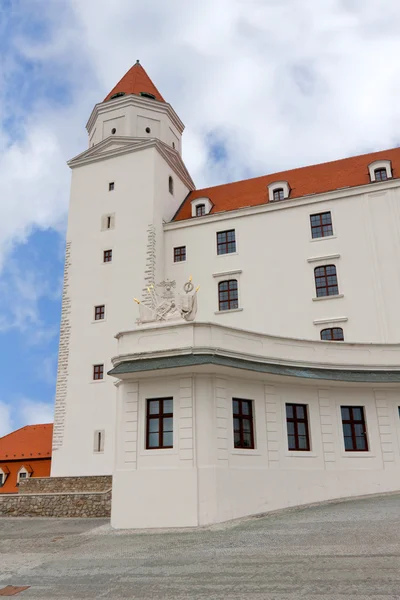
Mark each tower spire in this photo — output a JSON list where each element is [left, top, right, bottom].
[[104, 62, 165, 103]]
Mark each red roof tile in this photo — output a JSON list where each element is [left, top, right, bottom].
[[104, 61, 165, 103], [0, 424, 53, 461], [174, 147, 400, 221]]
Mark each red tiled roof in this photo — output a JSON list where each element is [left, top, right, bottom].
[[174, 147, 400, 221], [0, 424, 53, 461], [104, 61, 165, 103], [0, 459, 51, 494]]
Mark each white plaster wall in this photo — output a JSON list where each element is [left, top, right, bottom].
[[111, 368, 400, 529], [164, 185, 400, 343], [52, 146, 190, 477]]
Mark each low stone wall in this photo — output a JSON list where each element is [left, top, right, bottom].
[[18, 475, 112, 494], [0, 490, 111, 518]]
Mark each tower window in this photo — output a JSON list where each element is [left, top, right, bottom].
[[111, 128, 116, 135], [174, 246, 186, 262], [93, 364, 104, 380], [103, 249, 112, 262], [314, 265, 339, 297], [172, 142, 175, 149], [217, 229, 236, 255], [94, 305, 105, 321], [94, 430, 105, 453], [169, 176, 174, 195], [109, 182, 114, 191], [310, 211, 333, 239], [146, 398, 173, 449], [374, 168, 388, 182], [272, 188, 285, 202], [107, 216, 111, 229], [145, 127, 151, 133], [321, 327, 344, 341], [341, 406, 368, 451], [218, 280, 238, 311], [140, 92, 156, 100]]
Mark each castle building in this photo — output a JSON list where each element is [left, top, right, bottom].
[[52, 62, 400, 528]]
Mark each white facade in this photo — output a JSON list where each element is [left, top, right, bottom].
[[52, 64, 400, 528]]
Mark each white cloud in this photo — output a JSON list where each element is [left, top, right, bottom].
[[0, 401, 13, 437], [0, 397, 54, 437]]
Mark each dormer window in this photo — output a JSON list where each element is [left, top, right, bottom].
[[191, 197, 213, 218], [368, 160, 392, 182], [196, 204, 205, 217], [140, 92, 156, 100], [268, 181, 290, 202], [374, 168, 388, 182], [110, 92, 126, 100], [273, 188, 284, 202]]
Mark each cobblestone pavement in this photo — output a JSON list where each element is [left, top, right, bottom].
[[1, 494, 400, 599]]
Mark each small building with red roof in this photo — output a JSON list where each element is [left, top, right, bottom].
[[0, 424, 53, 493]]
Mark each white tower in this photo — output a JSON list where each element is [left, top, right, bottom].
[[51, 62, 195, 476]]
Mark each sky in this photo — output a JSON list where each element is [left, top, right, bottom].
[[1, 0, 400, 436]]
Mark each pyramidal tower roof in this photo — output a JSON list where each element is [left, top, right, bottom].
[[104, 60, 165, 103]]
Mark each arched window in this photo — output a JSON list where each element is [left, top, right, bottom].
[[314, 265, 339, 297], [218, 280, 238, 311], [374, 168, 388, 182], [273, 188, 285, 202], [169, 176, 174, 195], [321, 327, 344, 341], [196, 204, 206, 217]]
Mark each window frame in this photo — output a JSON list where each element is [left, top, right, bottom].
[[196, 204, 206, 217], [218, 279, 239, 311], [341, 406, 369, 452], [173, 246, 186, 262], [216, 229, 236, 255], [310, 211, 333, 239], [320, 327, 344, 341], [232, 398, 255, 449], [146, 398, 174, 450], [314, 264, 339, 298], [93, 364, 104, 381], [374, 168, 388, 182], [103, 249, 112, 263], [285, 403, 311, 451], [94, 305, 105, 321], [272, 188, 285, 202]]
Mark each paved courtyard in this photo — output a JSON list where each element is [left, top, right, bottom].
[[1, 494, 400, 599]]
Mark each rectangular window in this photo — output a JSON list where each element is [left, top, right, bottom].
[[310, 211, 333, 239], [233, 399, 254, 448], [217, 229, 236, 255], [196, 204, 206, 217], [93, 364, 104, 380], [174, 246, 186, 262], [94, 305, 105, 320], [19, 472, 27, 479], [93, 430, 105, 453], [103, 249, 112, 262], [218, 279, 238, 311], [109, 182, 114, 191], [0, 474, 3, 487], [286, 404, 310, 451], [146, 398, 173, 449], [341, 406, 368, 451], [314, 264, 339, 297]]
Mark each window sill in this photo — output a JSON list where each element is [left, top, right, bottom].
[[231, 449, 261, 456], [310, 235, 337, 243], [285, 451, 318, 458], [90, 379, 106, 384], [217, 251, 238, 258], [140, 448, 178, 457], [341, 451, 375, 458], [214, 308, 243, 315], [91, 319, 106, 324], [312, 294, 344, 302], [172, 261, 186, 265]]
